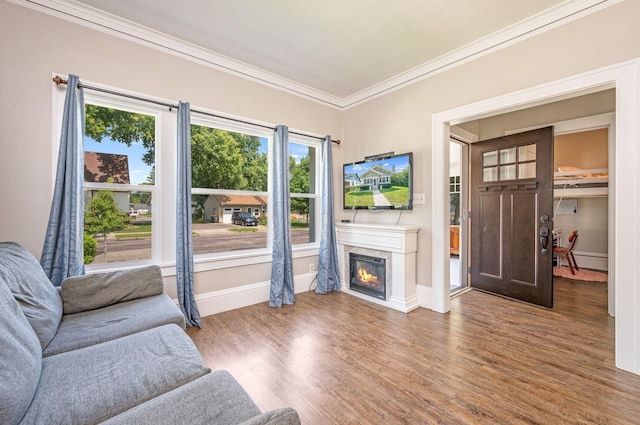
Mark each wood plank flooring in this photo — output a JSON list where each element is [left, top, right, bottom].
[[187, 277, 640, 424]]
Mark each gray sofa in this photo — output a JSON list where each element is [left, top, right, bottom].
[[0, 242, 300, 425]]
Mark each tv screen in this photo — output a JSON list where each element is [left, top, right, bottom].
[[343, 152, 413, 210]]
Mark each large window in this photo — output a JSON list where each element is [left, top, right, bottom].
[[190, 121, 269, 255], [67, 86, 321, 270], [83, 101, 156, 266], [189, 120, 319, 256], [289, 142, 317, 244]]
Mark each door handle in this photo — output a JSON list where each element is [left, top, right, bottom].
[[540, 226, 549, 254]]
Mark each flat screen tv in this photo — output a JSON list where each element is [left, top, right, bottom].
[[343, 152, 413, 210]]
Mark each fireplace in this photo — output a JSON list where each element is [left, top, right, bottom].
[[349, 253, 387, 300]]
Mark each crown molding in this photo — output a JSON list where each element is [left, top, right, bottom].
[[10, 0, 345, 108], [341, 0, 621, 109], [10, 0, 620, 110]]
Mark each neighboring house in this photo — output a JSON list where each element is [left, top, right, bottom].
[[204, 195, 266, 224], [84, 151, 131, 212], [360, 165, 393, 190], [344, 173, 362, 187]]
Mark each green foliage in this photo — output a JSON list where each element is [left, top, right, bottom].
[[84, 190, 129, 262], [85, 105, 156, 166], [83, 232, 97, 264], [290, 155, 311, 217], [258, 215, 267, 226], [129, 190, 151, 207], [190, 125, 267, 190], [390, 168, 410, 187]]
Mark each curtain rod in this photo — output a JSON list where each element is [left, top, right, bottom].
[[53, 76, 340, 144]]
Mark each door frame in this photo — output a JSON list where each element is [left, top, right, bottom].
[[431, 58, 640, 375]]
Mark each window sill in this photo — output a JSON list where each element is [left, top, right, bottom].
[[84, 244, 319, 277]]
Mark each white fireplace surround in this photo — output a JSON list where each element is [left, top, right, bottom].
[[336, 223, 420, 313]]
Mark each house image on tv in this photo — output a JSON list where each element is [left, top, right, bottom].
[[360, 165, 392, 190], [344, 172, 362, 187], [83, 151, 131, 212]]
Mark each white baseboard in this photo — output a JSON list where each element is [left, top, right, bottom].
[[416, 284, 432, 310], [194, 272, 318, 317], [558, 251, 608, 271]]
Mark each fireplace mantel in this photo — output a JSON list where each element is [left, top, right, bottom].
[[336, 223, 420, 313]]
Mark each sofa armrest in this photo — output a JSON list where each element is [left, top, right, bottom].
[[238, 408, 301, 425], [60, 265, 164, 314]]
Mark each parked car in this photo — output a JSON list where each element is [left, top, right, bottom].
[[129, 210, 139, 218], [231, 212, 258, 226]]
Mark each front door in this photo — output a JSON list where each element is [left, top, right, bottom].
[[470, 127, 554, 307]]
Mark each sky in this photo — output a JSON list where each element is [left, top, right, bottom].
[[84, 136, 310, 185]]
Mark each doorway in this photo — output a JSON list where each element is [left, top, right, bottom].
[[431, 59, 640, 375], [449, 139, 468, 294]]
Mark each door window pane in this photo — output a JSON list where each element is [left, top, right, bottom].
[[483, 167, 498, 182], [483, 151, 498, 166], [500, 164, 516, 180], [518, 144, 536, 161], [519, 162, 536, 179], [500, 148, 516, 164]]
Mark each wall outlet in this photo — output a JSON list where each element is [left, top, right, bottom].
[[413, 193, 426, 204], [309, 263, 315, 273]]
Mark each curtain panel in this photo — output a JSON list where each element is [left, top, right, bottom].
[[269, 125, 295, 307], [41, 74, 85, 286], [316, 136, 341, 293], [176, 102, 202, 327]]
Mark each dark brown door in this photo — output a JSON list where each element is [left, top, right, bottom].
[[470, 127, 554, 307]]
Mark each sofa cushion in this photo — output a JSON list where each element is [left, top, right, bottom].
[[60, 265, 164, 314], [20, 324, 209, 425], [43, 293, 186, 357], [0, 242, 62, 350], [101, 370, 264, 425], [0, 277, 42, 425]]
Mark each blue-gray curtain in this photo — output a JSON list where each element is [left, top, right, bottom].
[[316, 136, 341, 293], [41, 74, 85, 287], [269, 125, 295, 307], [176, 101, 201, 327]]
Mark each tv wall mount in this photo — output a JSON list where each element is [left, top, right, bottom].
[[364, 152, 394, 162]]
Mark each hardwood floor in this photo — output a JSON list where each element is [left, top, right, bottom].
[[187, 278, 640, 424]]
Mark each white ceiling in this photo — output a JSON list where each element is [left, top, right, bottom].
[[16, 0, 615, 107]]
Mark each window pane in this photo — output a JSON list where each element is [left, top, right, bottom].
[[500, 164, 516, 180], [84, 189, 152, 264], [84, 104, 155, 185], [483, 151, 498, 167], [191, 125, 267, 191], [291, 197, 314, 244], [289, 143, 315, 194], [191, 195, 267, 255], [518, 144, 536, 161], [519, 162, 536, 179], [483, 167, 498, 182], [500, 148, 516, 164]]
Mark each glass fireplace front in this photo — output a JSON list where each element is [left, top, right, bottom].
[[349, 253, 386, 300]]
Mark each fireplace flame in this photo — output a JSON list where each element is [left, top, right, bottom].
[[358, 267, 379, 285]]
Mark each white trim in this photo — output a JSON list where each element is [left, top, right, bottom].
[[17, 0, 621, 109], [187, 272, 317, 317], [560, 251, 609, 272], [432, 58, 640, 374]]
